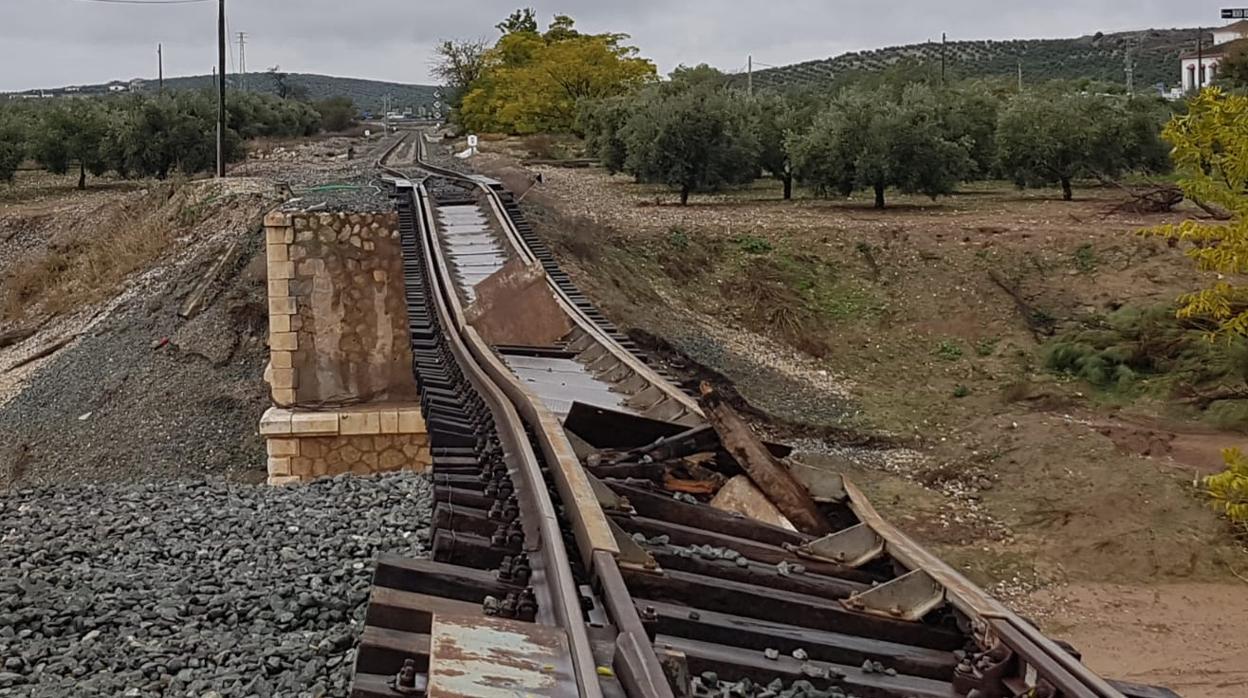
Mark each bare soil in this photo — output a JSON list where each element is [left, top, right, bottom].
[[471, 142, 1248, 695], [0, 132, 385, 488]]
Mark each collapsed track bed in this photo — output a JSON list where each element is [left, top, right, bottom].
[[350, 132, 1177, 698]]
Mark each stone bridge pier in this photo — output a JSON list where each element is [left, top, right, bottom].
[[257, 206, 430, 485]]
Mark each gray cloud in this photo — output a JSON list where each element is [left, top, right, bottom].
[[0, 0, 1225, 91]]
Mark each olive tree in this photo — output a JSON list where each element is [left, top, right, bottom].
[[787, 86, 971, 208], [750, 91, 816, 200], [31, 102, 109, 189], [0, 112, 26, 184], [997, 92, 1168, 200], [620, 86, 759, 205]]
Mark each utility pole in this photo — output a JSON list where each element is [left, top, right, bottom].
[[237, 31, 247, 91], [747, 55, 753, 96], [1125, 43, 1134, 96], [1017, 59, 1023, 92], [217, 0, 226, 178], [1197, 27, 1204, 91], [940, 33, 947, 86], [158, 43, 164, 94]]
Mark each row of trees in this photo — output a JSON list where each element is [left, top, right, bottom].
[[0, 91, 354, 187], [578, 70, 1172, 207]]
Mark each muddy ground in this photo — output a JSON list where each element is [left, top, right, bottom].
[[469, 138, 1248, 697]]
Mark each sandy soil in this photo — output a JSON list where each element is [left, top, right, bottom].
[[1031, 582, 1248, 698], [470, 141, 1248, 695]]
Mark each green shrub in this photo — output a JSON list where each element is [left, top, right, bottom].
[[736, 234, 773, 254], [935, 340, 964, 361]]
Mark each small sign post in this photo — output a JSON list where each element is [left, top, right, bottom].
[[467, 134, 479, 156]]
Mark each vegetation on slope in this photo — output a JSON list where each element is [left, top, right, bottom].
[[6, 73, 437, 115], [743, 28, 1206, 92]]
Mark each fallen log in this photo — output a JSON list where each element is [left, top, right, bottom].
[[0, 326, 37, 350], [3, 334, 79, 373], [988, 270, 1056, 342], [698, 382, 831, 536]]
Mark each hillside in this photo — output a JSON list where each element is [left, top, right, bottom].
[[6, 73, 438, 113], [745, 28, 1204, 92]]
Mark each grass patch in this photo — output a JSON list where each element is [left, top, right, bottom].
[[1073, 243, 1098, 273], [734, 234, 773, 254], [1, 182, 190, 323], [934, 339, 964, 361]]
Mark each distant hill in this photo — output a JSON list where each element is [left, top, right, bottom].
[[743, 28, 1204, 92], [5, 73, 440, 114]]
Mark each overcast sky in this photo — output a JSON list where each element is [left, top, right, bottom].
[[0, 0, 1231, 92]]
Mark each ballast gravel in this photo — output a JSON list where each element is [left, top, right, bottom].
[[0, 473, 432, 698]]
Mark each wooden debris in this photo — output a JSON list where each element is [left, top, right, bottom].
[[698, 382, 831, 536], [3, 334, 79, 373], [0, 326, 36, 350], [179, 236, 246, 319]]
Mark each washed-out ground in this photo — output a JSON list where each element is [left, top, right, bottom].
[[462, 134, 1248, 697], [0, 132, 396, 487]]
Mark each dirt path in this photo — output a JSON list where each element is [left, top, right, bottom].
[[1032, 582, 1248, 698]]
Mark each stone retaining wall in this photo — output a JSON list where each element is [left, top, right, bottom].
[[260, 406, 431, 484]]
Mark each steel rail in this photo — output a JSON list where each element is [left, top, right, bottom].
[[415, 134, 701, 420], [392, 131, 1129, 698], [377, 140, 603, 696]]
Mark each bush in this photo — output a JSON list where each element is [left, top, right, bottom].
[[1043, 306, 1248, 392], [316, 96, 357, 132]]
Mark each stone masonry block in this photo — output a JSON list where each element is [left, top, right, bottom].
[[397, 408, 426, 434], [268, 261, 295, 280], [268, 279, 290, 298], [269, 296, 297, 316], [267, 439, 299, 457], [270, 314, 292, 334], [290, 412, 340, 435], [267, 243, 290, 263], [339, 411, 381, 436], [379, 410, 399, 435], [270, 332, 298, 351], [268, 475, 301, 486], [271, 351, 293, 369], [268, 457, 292, 476], [272, 388, 296, 406], [270, 368, 297, 390], [259, 408, 292, 436], [265, 211, 292, 229]]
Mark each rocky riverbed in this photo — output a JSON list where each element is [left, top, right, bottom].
[[0, 473, 431, 697]]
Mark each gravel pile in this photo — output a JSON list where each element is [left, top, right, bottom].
[[0, 473, 431, 698]]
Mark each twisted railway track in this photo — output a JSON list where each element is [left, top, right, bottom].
[[349, 131, 1177, 698]]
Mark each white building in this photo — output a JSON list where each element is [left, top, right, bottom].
[[1180, 20, 1248, 92]]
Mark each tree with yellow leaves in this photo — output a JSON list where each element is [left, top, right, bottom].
[[1148, 88, 1248, 336], [1150, 88, 1248, 530], [457, 14, 656, 134], [1206, 448, 1248, 531]]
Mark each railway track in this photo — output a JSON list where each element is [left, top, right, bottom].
[[349, 131, 1177, 698]]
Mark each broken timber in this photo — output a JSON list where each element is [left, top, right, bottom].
[[698, 382, 831, 536]]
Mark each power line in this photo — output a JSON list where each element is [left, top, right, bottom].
[[72, 0, 211, 5]]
